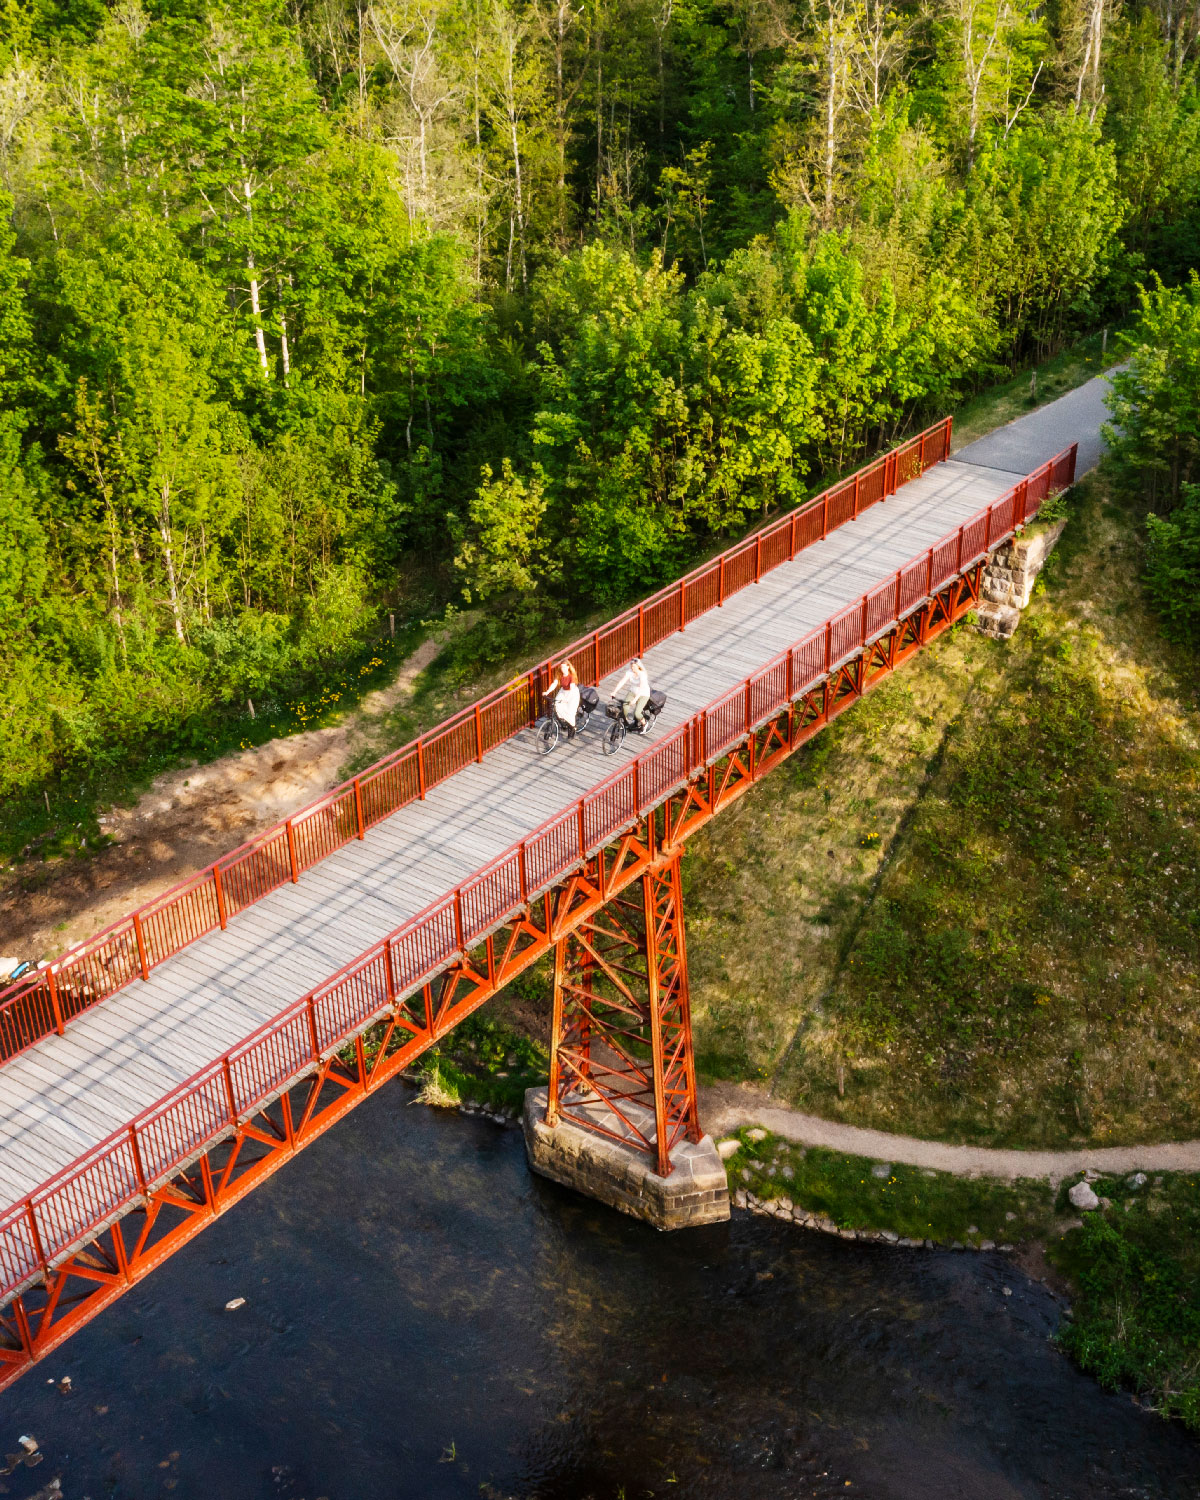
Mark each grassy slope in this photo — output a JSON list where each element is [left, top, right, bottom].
[[685, 474, 1200, 1148]]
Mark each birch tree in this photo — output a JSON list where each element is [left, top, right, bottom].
[[942, 0, 1047, 169]]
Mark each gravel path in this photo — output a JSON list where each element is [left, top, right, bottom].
[[701, 1084, 1200, 1184]]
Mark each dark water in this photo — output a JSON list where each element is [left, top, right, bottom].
[[2, 1085, 1196, 1500]]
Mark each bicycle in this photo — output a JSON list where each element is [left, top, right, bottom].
[[600, 689, 666, 756], [535, 684, 599, 754]]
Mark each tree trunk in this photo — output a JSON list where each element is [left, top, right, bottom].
[[158, 487, 185, 642]]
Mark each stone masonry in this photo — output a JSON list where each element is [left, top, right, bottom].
[[523, 1086, 731, 1230], [974, 518, 1067, 640]]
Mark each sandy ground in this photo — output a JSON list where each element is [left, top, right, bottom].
[[0, 630, 451, 963]]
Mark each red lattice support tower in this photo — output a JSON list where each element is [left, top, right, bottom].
[[545, 852, 700, 1178]]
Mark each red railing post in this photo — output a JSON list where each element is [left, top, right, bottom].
[[46, 966, 64, 1036], [822, 494, 829, 539], [24, 1202, 47, 1271], [944, 415, 953, 457], [577, 803, 587, 860], [638, 606, 645, 655], [853, 473, 861, 519], [384, 937, 396, 1006], [474, 706, 484, 765], [719, 556, 725, 605], [453, 892, 466, 953], [755, 534, 762, 581], [286, 821, 299, 883], [354, 778, 365, 839], [306, 995, 321, 1060], [417, 741, 427, 800], [789, 512, 798, 560], [128, 1124, 148, 1197], [214, 865, 228, 929], [744, 681, 752, 734], [633, 757, 641, 815], [925, 548, 934, 596], [593, 630, 601, 681], [824, 621, 832, 673], [222, 1059, 239, 1124], [894, 568, 902, 619], [860, 597, 868, 646], [679, 580, 686, 631], [956, 527, 964, 573], [518, 843, 528, 905], [133, 913, 149, 981]]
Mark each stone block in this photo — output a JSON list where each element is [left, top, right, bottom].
[[522, 1087, 731, 1231], [973, 602, 1020, 640]]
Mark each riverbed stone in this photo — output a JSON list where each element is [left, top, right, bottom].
[[523, 1087, 730, 1231], [717, 1138, 741, 1159], [871, 1163, 892, 1179]]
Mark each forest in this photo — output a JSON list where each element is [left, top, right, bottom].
[[1, 0, 1199, 809]]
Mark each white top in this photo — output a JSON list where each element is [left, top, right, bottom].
[[613, 663, 650, 699], [551, 681, 581, 721]]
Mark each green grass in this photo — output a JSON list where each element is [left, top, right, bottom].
[[723, 1128, 1057, 1244], [1050, 1172, 1200, 1433], [404, 1010, 550, 1113], [685, 473, 1200, 1148]]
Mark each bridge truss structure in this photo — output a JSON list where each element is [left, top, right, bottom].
[[0, 422, 1077, 1390]]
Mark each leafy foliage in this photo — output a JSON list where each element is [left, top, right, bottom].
[[1053, 1174, 1200, 1433], [0, 0, 1197, 821]]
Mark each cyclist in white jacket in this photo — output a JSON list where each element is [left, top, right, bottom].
[[613, 657, 651, 730]]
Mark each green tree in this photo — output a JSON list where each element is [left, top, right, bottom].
[[1106, 273, 1200, 509]]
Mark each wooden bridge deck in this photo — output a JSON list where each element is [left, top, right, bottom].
[[0, 458, 1021, 1207]]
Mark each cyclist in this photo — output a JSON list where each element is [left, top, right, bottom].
[[612, 656, 651, 731], [544, 660, 581, 741]]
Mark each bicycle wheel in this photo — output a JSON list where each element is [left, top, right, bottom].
[[537, 716, 559, 754], [577, 709, 592, 733], [602, 718, 624, 756]]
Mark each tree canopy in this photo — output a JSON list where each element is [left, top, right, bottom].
[[1, 0, 1198, 802]]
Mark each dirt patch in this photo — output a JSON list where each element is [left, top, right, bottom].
[[0, 630, 454, 962]]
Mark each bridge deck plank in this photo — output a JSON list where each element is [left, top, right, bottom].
[[0, 458, 1025, 1206]]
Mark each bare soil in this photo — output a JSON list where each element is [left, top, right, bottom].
[[0, 631, 451, 965]]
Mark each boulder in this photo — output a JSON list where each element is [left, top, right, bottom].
[[1068, 1180, 1100, 1212]]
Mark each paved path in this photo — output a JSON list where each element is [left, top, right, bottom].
[[955, 371, 1116, 479], [701, 1085, 1200, 1184]]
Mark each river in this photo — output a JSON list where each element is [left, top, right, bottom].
[[2, 1084, 1196, 1499]]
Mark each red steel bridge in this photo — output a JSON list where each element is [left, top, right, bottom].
[[0, 418, 1076, 1389]]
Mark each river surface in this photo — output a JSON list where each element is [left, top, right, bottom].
[[1, 1084, 1195, 1500]]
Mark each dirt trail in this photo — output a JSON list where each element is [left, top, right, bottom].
[[701, 1082, 1200, 1184], [0, 631, 451, 963]]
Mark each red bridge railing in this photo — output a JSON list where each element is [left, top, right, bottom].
[[0, 419, 955, 1065], [0, 444, 1076, 1301]]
